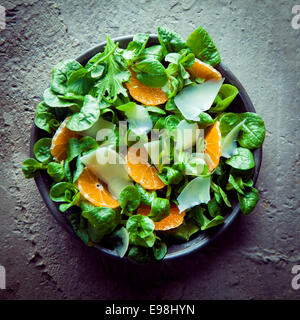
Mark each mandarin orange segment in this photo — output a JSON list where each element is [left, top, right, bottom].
[[50, 117, 79, 162], [138, 203, 185, 231], [77, 168, 120, 209], [188, 58, 222, 82], [125, 70, 168, 106], [126, 146, 165, 190], [204, 121, 222, 171]]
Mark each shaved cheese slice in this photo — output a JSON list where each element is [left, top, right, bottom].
[[108, 227, 129, 258], [222, 120, 245, 158], [81, 147, 132, 199], [117, 102, 152, 136], [177, 175, 211, 213], [174, 79, 224, 121], [80, 117, 115, 139], [143, 140, 160, 168], [175, 120, 200, 150]]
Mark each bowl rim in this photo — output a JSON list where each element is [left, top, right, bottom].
[[30, 34, 262, 262]]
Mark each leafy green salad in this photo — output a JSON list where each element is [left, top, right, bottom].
[[22, 26, 265, 262]]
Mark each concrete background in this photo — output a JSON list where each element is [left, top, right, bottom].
[[0, 0, 299, 300]]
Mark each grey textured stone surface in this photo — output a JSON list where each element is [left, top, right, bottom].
[[0, 0, 299, 300]]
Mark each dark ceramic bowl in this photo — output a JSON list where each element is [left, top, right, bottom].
[[30, 35, 262, 261]]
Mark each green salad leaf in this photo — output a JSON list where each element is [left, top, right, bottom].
[[126, 215, 156, 248], [164, 114, 180, 132], [238, 113, 266, 149], [149, 197, 170, 222], [139, 45, 164, 61], [43, 88, 81, 110], [210, 84, 239, 113], [226, 174, 253, 195], [153, 239, 167, 260], [34, 102, 60, 134], [237, 187, 259, 215], [133, 58, 168, 88], [72, 156, 85, 183], [227, 174, 245, 194], [158, 26, 187, 54], [118, 185, 141, 214], [186, 26, 221, 66], [123, 33, 149, 63], [136, 184, 157, 206], [66, 136, 98, 162], [226, 147, 255, 170], [191, 206, 224, 230], [67, 95, 100, 132], [219, 112, 241, 136], [47, 162, 65, 182], [169, 216, 200, 241], [82, 207, 119, 243], [220, 112, 265, 150], [94, 35, 131, 103], [49, 182, 80, 212], [68, 212, 89, 245], [51, 59, 88, 95], [128, 246, 153, 263], [158, 166, 183, 185], [33, 138, 52, 163], [22, 158, 47, 178], [198, 112, 214, 128], [207, 198, 222, 218]]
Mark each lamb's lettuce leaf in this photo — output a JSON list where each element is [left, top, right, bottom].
[[158, 26, 187, 54], [140, 45, 164, 61], [123, 33, 149, 63], [22, 158, 48, 178], [82, 207, 119, 242], [33, 138, 52, 163], [153, 239, 167, 260], [136, 185, 157, 206], [67, 95, 100, 132], [51, 59, 90, 95], [149, 197, 170, 222], [47, 162, 65, 182], [210, 84, 239, 113], [49, 182, 81, 212], [237, 187, 259, 215], [118, 185, 141, 214], [219, 112, 265, 149], [191, 206, 224, 230], [238, 113, 265, 149], [226, 147, 255, 170], [186, 26, 221, 66], [132, 58, 168, 88], [168, 216, 200, 241], [126, 215, 156, 248]]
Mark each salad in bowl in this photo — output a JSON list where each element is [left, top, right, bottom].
[[23, 26, 265, 262]]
